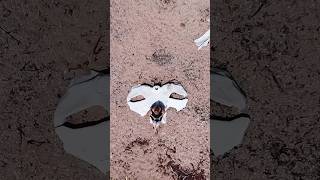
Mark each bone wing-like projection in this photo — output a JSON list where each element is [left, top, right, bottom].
[[166, 98, 188, 111], [127, 85, 154, 116], [161, 83, 188, 97], [126, 84, 153, 99], [162, 83, 188, 111]]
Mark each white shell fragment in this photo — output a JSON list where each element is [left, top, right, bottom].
[[54, 70, 109, 174], [194, 29, 210, 50], [210, 68, 250, 156], [127, 83, 188, 117]]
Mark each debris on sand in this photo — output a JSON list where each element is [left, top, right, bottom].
[[194, 29, 210, 50]]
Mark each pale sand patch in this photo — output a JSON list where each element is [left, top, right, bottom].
[[110, 0, 210, 179]]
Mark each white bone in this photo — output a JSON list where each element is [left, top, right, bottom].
[[127, 83, 188, 117], [194, 29, 210, 50]]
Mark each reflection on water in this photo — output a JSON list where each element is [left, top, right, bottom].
[[210, 68, 250, 156], [54, 70, 109, 174]]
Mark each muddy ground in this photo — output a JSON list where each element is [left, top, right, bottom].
[[211, 0, 320, 179], [0, 0, 109, 179]]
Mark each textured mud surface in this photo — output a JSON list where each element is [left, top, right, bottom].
[[0, 0, 109, 179], [110, 0, 210, 179], [211, 0, 320, 179]]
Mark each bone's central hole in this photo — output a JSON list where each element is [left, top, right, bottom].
[[169, 93, 185, 100], [152, 106, 162, 115], [130, 95, 145, 102], [150, 101, 165, 118]]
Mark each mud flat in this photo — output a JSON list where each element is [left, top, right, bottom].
[[211, 0, 320, 179]]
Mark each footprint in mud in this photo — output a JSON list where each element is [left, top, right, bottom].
[[147, 49, 173, 66], [125, 137, 150, 153], [184, 68, 201, 81], [157, 157, 206, 179]]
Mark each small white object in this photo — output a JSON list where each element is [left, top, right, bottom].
[[127, 83, 188, 123], [194, 29, 210, 50], [194, 19, 210, 50]]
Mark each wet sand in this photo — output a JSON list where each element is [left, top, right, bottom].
[[110, 0, 210, 179]]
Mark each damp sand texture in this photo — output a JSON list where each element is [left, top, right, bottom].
[[110, 0, 210, 179]]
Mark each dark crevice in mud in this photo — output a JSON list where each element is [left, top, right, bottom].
[[249, 1, 266, 19], [27, 139, 49, 146], [0, 26, 22, 45], [210, 113, 251, 121], [264, 66, 284, 92], [92, 35, 103, 55], [91, 68, 110, 75]]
